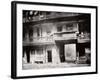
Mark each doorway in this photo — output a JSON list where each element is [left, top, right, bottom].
[[47, 50, 52, 62], [59, 44, 65, 62]]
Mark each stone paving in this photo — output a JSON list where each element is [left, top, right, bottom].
[[22, 63, 90, 70]]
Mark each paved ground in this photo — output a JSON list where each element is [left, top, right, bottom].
[[22, 63, 90, 70]]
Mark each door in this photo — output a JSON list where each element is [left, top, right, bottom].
[[64, 44, 76, 61], [47, 50, 52, 62], [59, 44, 65, 62]]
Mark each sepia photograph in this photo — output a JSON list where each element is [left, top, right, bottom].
[[11, 1, 97, 79], [22, 11, 91, 70]]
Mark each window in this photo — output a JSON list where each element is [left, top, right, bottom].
[[29, 29, 33, 41], [66, 24, 73, 31], [37, 49, 43, 54], [47, 30, 51, 35], [57, 26, 62, 32], [37, 28, 40, 37]]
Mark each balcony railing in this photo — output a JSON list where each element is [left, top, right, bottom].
[[23, 36, 54, 43], [53, 33, 77, 41], [23, 32, 90, 44], [23, 33, 77, 43], [77, 33, 90, 43]]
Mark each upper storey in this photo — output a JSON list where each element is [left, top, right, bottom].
[[23, 11, 80, 23], [23, 11, 91, 46]]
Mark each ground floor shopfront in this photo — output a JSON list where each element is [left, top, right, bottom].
[[23, 39, 91, 67]]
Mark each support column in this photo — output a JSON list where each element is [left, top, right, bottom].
[[23, 49, 27, 63], [62, 25, 66, 32], [76, 23, 79, 32], [25, 32, 29, 42], [52, 45, 60, 64], [26, 47, 30, 63], [32, 27, 35, 40]]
